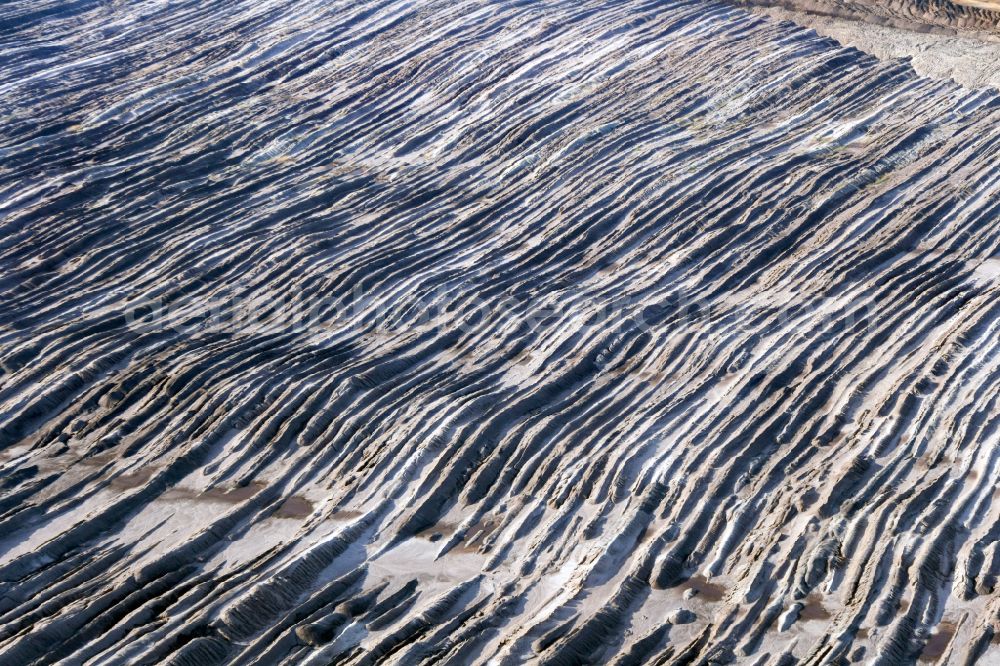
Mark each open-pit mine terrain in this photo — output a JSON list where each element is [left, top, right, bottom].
[[1, 0, 999, 663]]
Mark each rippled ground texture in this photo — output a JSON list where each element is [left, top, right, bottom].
[[2, 0, 1000, 663]]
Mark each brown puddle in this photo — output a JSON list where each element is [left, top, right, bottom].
[[80, 453, 116, 468], [330, 509, 363, 521], [800, 594, 831, 621], [919, 621, 956, 663], [275, 496, 314, 519], [457, 515, 502, 552], [162, 481, 266, 503], [420, 516, 499, 552], [684, 576, 726, 603], [110, 467, 154, 489]]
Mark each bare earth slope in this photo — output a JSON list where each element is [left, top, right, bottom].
[[1, 0, 999, 664], [748, 4, 1000, 88], [735, 0, 1000, 34]]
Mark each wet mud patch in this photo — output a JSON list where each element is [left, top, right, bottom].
[[456, 515, 503, 553], [110, 467, 155, 489], [800, 594, 832, 621], [919, 621, 956, 662], [329, 509, 364, 521], [683, 575, 726, 602], [274, 495, 313, 519], [162, 481, 267, 503]]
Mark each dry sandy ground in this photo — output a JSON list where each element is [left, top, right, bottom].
[[745, 3, 1000, 88]]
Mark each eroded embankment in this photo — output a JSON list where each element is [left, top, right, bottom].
[[737, 0, 1000, 88], [0, 0, 999, 664], [735, 0, 1000, 34]]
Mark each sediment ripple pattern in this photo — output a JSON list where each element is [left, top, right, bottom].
[[1, 0, 999, 663]]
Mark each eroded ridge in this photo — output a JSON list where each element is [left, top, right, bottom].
[[0, 0, 999, 664], [737, 0, 1000, 34]]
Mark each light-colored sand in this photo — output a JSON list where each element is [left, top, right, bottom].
[[751, 4, 1000, 88]]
